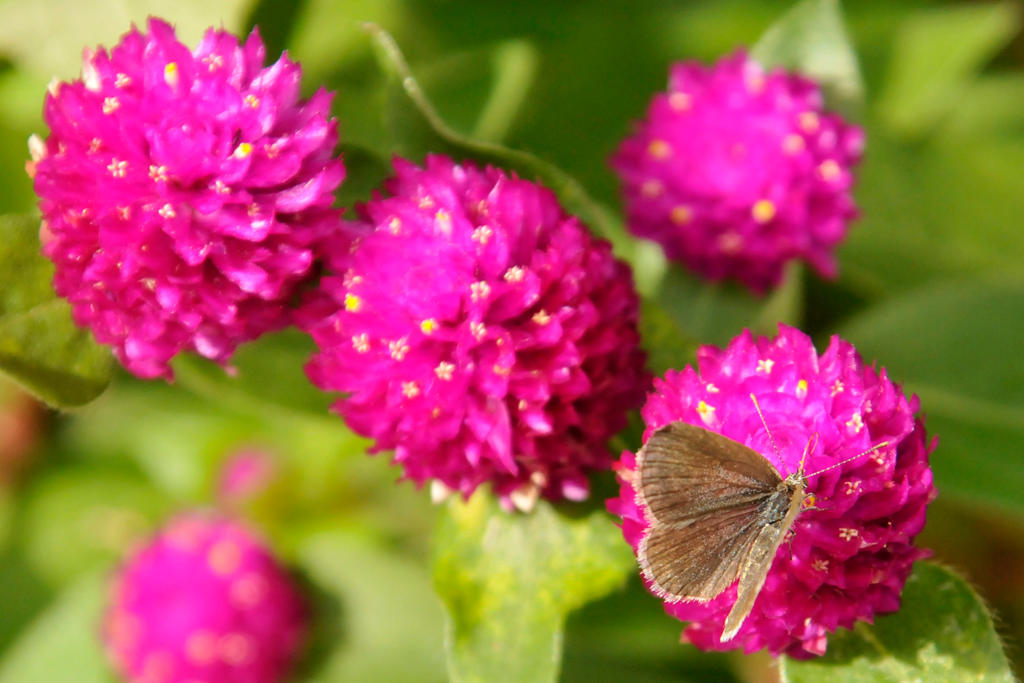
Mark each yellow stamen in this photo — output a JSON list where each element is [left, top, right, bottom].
[[668, 91, 691, 111], [818, 160, 841, 182], [435, 362, 454, 380], [164, 62, 179, 88], [670, 205, 692, 225], [796, 379, 808, 398], [782, 134, 805, 155], [752, 199, 776, 223], [647, 139, 671, 160], [697, 400, 715, 426], [208, 540, 241, 575], [798, 111, 820, 133], [641, 179, 663, 198]]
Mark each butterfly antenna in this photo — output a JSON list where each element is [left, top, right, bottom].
[[749, 393, 783, 462], [806, 440, 891, 479], [798, 433, 819, 476]]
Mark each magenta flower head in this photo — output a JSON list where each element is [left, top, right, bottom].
[[298, 154, 648, 511], [103, 514, 306, 683], [217, 448, 277, 508], [611, 51, 863, 293], [607, 324, 936, 657], [30, 17, 344, 379]]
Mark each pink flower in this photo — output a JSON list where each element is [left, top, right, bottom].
[[607, 325, 936, 657], [299, 155, 648, 510], [103, 514, 306, 683], [31, 18, 344, 379], [217, 448, 277, 508], [611, 51, 863, 293]]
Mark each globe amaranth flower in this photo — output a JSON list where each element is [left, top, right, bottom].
[[611, 51, 863, 293], [218, 447, 277, 509], [103, 514, 306, 683], [30, 17, 344, 378], [298, 155, 648, 511], [607, 324, 936, 657]]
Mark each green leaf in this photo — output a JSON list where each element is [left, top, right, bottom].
[[940, 74, 1024, 140], [654, 264, 803, 350], [0, 70, 42, 213], [780, 563, 1012, 683], [0, 0, 255, 79], [631, 240, 669, 300], [0, 551, 53, 655], [843, 134, 1024, 295], [751, 0, 864, 116], [639, 299, 698, 378], [288, 0, 405, 85], [0, 488, 12, 552], [838, 280, 1024, 519], [0, 572, 115, 683], [64, 381, 249, 500], [433, 494, 635, 683], [0, 215, 112, 408], [877, 2, 1022, 138], [293, 528, 447, 683], [65, 375, 371, 512], [753, 262, 804, 334], [335, 143, 394, 212], [172, 329, 334, 420], [364, 25, 636, 266], [21, 469, 170, 585], [471, 39, 540, 144], [563, 575, 742, 683]]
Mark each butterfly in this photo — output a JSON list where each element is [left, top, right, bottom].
[[636, 398, 887, 642]]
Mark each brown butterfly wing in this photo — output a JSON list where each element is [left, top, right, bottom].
[[638, 422, 782, 526], [639, 502, 764, 601], [721, 480, 806, 641]]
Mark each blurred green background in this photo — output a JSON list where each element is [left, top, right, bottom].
[[0, 0, 1023, 681]]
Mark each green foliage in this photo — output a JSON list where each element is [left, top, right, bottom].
[[433, 495, 634, 683], [288, 0, 405, 86], [0, 573, 114, 683], [844, 136, 1024, 295], [878, 2, 1022, 138], [0, 0, 254, 78], [654, 263, 804, 350], [172, 330, 334, 420], [294, 528, 446, 682], [0, 215, 111, 407], [840, 281, 1024, 518], [21, 469, 170, 585], [366, 25, 637, 269], [471, 40, 540, 144], [0, 71, 39, 213], [780, 563, 1013, 682], [751, 0, 864, 115], [0, 0, 1021, 681], [562, 576, 743, 683]]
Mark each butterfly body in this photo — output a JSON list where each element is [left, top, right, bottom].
[[636, 421, 808, 642], [760, 474, 804, 525]]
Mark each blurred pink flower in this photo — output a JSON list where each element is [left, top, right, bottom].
[[217, 448, 277, 508], [612, 51, 862, 292], [104, 514, 306, 683]]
